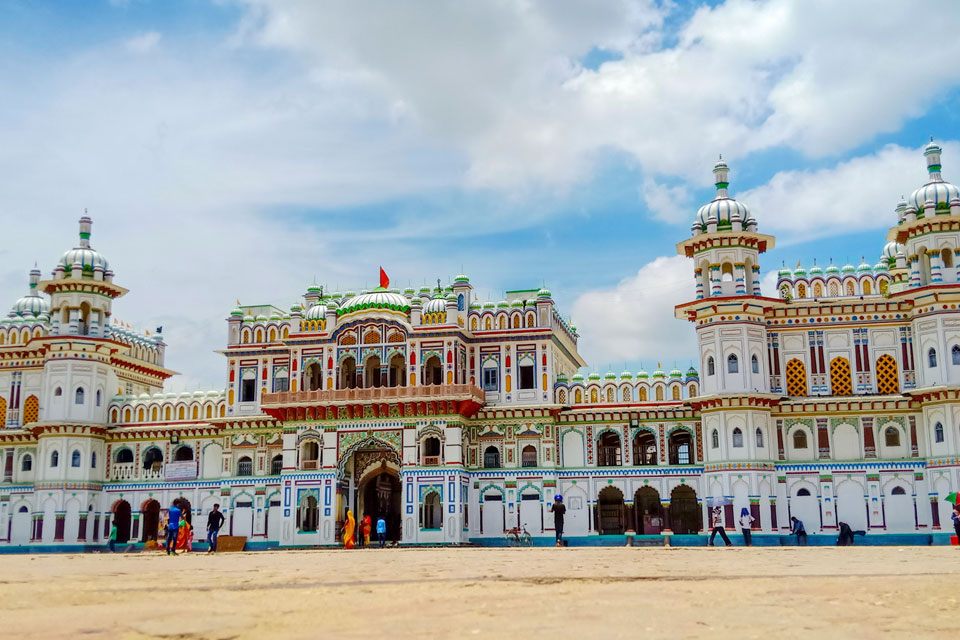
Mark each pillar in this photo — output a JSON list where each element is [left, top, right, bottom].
[[710, 264, 721, 296], [909, 256, 921, 288], [734, 263, 746, 295], [752, 265, 762, 295], [695, 268, 705, 300], [930, 250, 943, 283]]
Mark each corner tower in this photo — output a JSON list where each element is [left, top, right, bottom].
[[676, 160, 775, 395]]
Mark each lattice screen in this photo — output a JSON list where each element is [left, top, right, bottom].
[[829, 357, 852, 396], [876, 355, 899, 394], [786, 359, 807, 396]]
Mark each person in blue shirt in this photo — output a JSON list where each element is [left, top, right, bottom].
[[376, 516, 387, 548], [166, 501, 182, 555], [790, 516, 807, 546]]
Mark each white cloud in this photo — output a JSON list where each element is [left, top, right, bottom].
[[571, 255, 697, 369], [641, 177, 692, 224], [739, 141, 960, 244], [236, 0, 960, 188], [125, 31, 161, 53]]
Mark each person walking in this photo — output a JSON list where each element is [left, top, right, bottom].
[[166, 501, 182, 555], [342, 510, 356, 549], [108, 522, 117, 553], [708, 506, 731, 546], [206, 504, 225, 554], [548, 495, 566, 547], [790, 516, 808, 546], [739, 507, 755, 546], [376, 516, 387, 548]]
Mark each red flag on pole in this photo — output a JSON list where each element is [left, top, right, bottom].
[[380, 267, 389, 289]]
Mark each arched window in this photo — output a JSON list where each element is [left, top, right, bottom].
[[710, 429, 719, 449], [671, 386, 680, 400], [521, 445, 537, 468], [91, 452, 97, 468], [75, 387, 85, 404], [876, 354, 899, 394], [929, 348, 937, 368], [299, 496, 318, 532], [633, 431, 657, 465], [96, 390, 101, 407], [953, 345, 960, 365], [598, 432, 621, 466], [54, 387, 62, 397], [935, 422, 945, 443], [891, 486, 907, 495], [655, 386, 664, 401], [71, 450, 81, 467], [884, 427, 900, 447], [483, 446, 500, 469], [751, 355, 759, 374], [792, 430, 808, 449], [942, 247, 954, 269], [422, 436, 441, 466], [786, 359, 807, 396], [732, 428, 743, 448], [237, 456, 253, 476], [707, 357, 715, 376], [727, 354, 738, 374], [271, 454, 283, 475], [796, 488, 811, 496], [21, 454, 32, 471], [50, 451, 59, 467], [115, 448, 133, 464], [755, 428, 764, 447]]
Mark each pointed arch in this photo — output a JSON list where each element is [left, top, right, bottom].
[[829, 357, 852, 396], [785, 359, 807, 396], [876, 354, 899, 394]]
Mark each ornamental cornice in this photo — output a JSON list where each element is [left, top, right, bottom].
[[30, 423, 109, 438], [774, 396, 916, 414]]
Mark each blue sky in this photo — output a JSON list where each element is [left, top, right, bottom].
[[1, 0, 959, 388]]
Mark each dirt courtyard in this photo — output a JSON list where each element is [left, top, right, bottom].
[[1, 546, 957, 639]]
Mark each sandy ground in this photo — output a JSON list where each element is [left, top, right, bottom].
[[1, 546, 958, 639]]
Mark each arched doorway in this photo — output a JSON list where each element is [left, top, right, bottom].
[[388, 354, 405, 387], [597, 486, 624, 534], [112, 500, 132, 543], [173, 446, 193, 462], [340, 357, 357, 389], [635, 487, 662, 534], [305, 362, 322, 391], [141, 499, 161, 542], [358, 468, 402, 543], [669, 485, 701, 534], [364, 355, 382, 388], [174, 497, 192, 526], [424, 355, 442, 385]]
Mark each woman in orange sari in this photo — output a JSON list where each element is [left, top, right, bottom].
[[342, 510, 356, 549], [362, 515, 372, 546], [176, 516, 192, 552]]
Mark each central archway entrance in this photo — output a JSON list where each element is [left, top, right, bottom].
[[141, 499, 160, 542], [357, 466, 402, 543]]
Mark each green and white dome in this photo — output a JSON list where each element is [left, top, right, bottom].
[[337, 289, 411, 317], [9, 269, 49, 317], [910, 141, 959, 212]]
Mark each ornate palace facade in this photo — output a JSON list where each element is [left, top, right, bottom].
[[2, 141, 959, 548]]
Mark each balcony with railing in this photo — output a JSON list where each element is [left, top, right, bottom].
[[262, 383, 485, 407], [110, 463, 165, 482], [422, 455, 440, 467]]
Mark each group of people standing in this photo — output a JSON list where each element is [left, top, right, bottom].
[[340, 510, 389, 549], [162, 501, 226, 554]]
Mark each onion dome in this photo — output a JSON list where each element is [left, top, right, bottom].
[[637, 370, 649, 379], [468, 300, 481, 310], [537, 288, 552, 299], [825, 262, 840, 276], [510, 299, 524, 308], [337, 288, 411, 316], [856, 258, 872, 275], [652, 367, 666, 379], [330, 291, 342, 300], [403, 287, 416, 297], [793, 264, 806, 278], [454, 274, 470, 284], [873, 259, 888, 273], [694, 159, 755, 231], [306, 285, 322, 294], [57, 217, 109, 277], [910, 140, 959, 213], [255, 314, 267, 321], [587, 372, 601, 381], [304, 303, 327, 320], [604, 371, 617, 380], [894, 196, 909, 223], [840, 263, 855, 275], [242, 314, 254, 322], [808, 262, 823, 277], [9, 269, 49, 317], [269, 312, 281, 321], [423, 295, 447, 316], [669, 368, 683, 379], [882, 242, 904, 263], [482, 301, 495, 310], [777, 264, 793, 278], [571, 373, 584, 382], [418, 286, 432, 297], [619, 370, 633, 380], [496, 299, 509, 309], [686, 366, 699, 379]]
